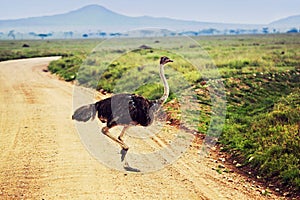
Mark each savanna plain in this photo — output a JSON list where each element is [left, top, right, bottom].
[[0, 34, 299, 199]]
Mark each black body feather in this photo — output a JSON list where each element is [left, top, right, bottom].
[[72, 93, 158, 128]]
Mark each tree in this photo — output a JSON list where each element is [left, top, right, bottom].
[[262, 27, 269, 34], [99, 32, 107, 37], [229, 29, 237, 35], [64, 31, 74, 38], [8, 30, 15, 39], [37, 33, 49, 40], [198, 28, 220, 35], [287, 28, 298, 33], [109, 33, 122, 37], [29, 32, 37, 36]]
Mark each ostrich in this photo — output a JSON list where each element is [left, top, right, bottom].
[[72, 56, 173, 151]]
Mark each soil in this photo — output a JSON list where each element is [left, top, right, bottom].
[[0, 57, 287, 199]]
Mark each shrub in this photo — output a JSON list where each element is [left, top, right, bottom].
[[48, 55, 83, 81]]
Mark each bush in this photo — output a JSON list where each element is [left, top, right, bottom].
[[48, 55, 83, 81]]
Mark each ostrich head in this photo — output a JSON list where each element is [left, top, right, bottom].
[[160, 56, 173, 65]]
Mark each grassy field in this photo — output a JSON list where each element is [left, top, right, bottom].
[[1, 34, 299, 193]]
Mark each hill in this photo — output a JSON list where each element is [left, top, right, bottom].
[[269, 15, 300, 28], [0, 4, 259, 33], [0, 4, 299, 38]]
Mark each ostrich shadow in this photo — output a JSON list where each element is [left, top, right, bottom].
[[120, 149, 141, 172]]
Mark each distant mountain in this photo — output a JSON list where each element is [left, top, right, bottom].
[[0, 4, 259, 33], [0, 4, 298, 38], [0, 5, 130, 32], [269, 15, 300, 28]]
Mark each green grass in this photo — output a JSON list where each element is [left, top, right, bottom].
[[221, 72, 300, 190], [1, 34, 299, 192], [0, 39, 99, 61], [48, 55, 83, 81]]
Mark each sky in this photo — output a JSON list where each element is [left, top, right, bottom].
[[0, 0, 299, 24]]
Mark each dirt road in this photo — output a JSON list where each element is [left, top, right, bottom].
[[0, 57, 282, 199]]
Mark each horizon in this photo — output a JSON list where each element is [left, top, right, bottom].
[[0, 0, 300, 24]]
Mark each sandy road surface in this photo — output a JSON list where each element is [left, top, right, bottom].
[[0, 57, 282, 199]]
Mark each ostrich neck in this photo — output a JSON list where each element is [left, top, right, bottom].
[[158, 64, 169, 104]]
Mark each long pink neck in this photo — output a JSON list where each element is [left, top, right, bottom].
[[158, 64, 169, 105]]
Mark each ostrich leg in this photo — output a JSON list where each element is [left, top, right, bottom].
[[102, 126, 129, 150], [118, 125, 129, 141]]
